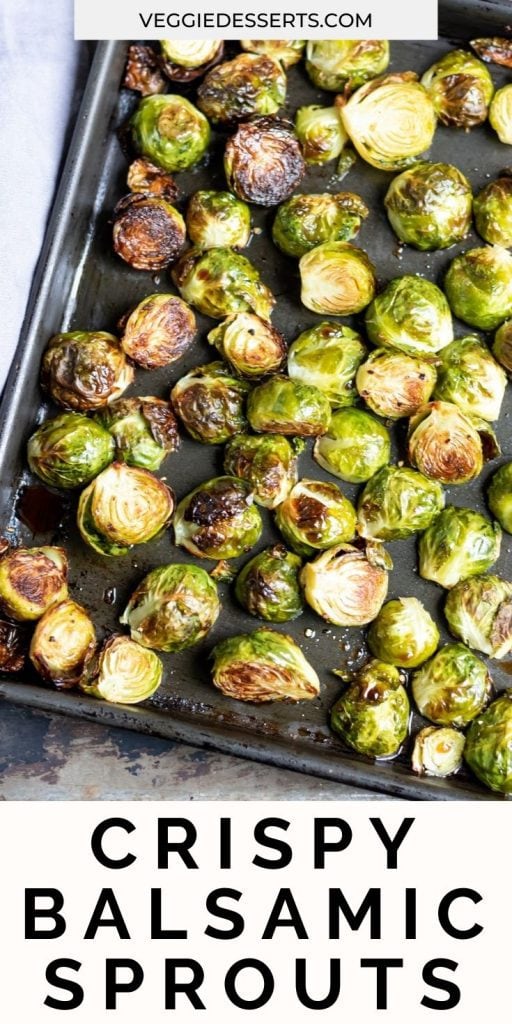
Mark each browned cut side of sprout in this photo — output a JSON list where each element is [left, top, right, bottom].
[[112, 194, 186, 271], [224, 117, 305, 206], [119, 294, 197, 369], [471, 37, 512, 68], [123, 44, 167, 96], [126, 158, 180, 202], [0, 620, 27, 673]]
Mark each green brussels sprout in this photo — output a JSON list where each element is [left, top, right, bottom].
[[172, 247, 275, 320], [41, 331, 134, 412], [287, 322, 366, 407], [119, 293, 197, 370], [247, 376, 332, 436], [29, 600, 96, 687], [470, 37, 512, 68], [186, 190, 251, 249], [313, 408, 391, 484], [223, 433, 298, 509], [95, 397, 179, 471], [357, 465, 445, 541], [299, 242, 376, 315], [170, 362, 249, 445], [77, 463, 174, 557], [174, 476, 262, 560], [273, 193, 369, 259], [412, 726, 465, 777], [211, 628, 320, 703], [159, 40, 224, 81], [421, 49, 494, 128], [301, 541, 391, 626], [493, 319, 512, 374], [368, 597, 439, 669], [444, 246, 512, 331], [445, 574, 512, 658], [340, 72, 436, 172], [356, 350, 437, 420], [224, 117, 305, 206], [305, 40, 390, 91], [27, 413, 115, 489], [365, 276, 453, 357], [295, 106, 347, 165], [120, 563, 220, 652], [80, 634, 163, 704], [331, 659, 409, 758], [474, 175, 512, 247], [434, 336, 506, 422], [488, 462, 512, 533], [208, 314, 286, 379], [419, 506, 502, 588], [235, 544, 304, 622], [411, 643, 492, 727], [197, 53, 286, 124], [240, 40, 305, 68], [489, 84, 512, 144], [0, 546, 68, 622], [275, 479, 356, 557], [407, 401, 487, 486], [464, 691, 512, 793], [384, 161, 472, 251], [130, 94, 210, 172], [112, 194, 186, 271]]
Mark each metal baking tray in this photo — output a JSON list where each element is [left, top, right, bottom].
[[2, 0, 512, 800]]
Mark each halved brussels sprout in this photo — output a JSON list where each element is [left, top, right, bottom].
[[357, 465, 445, 541], [305, 40, 390, 91], [275, 479, 356, 557], [421, 49, 494, 128], [170, 362, 248, 445], [123, 43, 166, 96], [186, 190, 251, 249], [411, 642, 492, 727], [493, 319, 512, 374], [489, 85, 512, 144], [112, 194, 186, 271], [224, 117, 305, 206], [331, 659, 409, 758], [174, 476, 262, 560], [240, 39, 304, 67], [120, 563, 220, 651], [223, 433, 298, 509], [77, 463, 174, 557], [368, 597, 439, 669], [313, 407, 391, 484], [340, 72, 436, 172], [295, 106, 347, 165], [273, 193, 369, 259], [0, 619, 27, 674], [0, 546, 68, 622], [27, 413, 115, 489], [384, 162, 472, 251], [407, 401, 487, 486], [474, 175, 512, 247], [29, 600, 96, 687], [412, 726, 465, 777], [365, 276, 453, 357], [445, 574, 512, 658], [81, 635, 163, 704], [434, 336, 506, 422], [444, 246, 512, 331], [470, 37, 512, 68], [301, 541, 390, 626], [126, 157, 180, 202], [41, 332, 134, 412], [208, 314, 286, 379], [356, 350, 437, 420], [299, 242, 376, 315], [488, 462, 512, 533], [211, 628, 320, 703], [247, 376, 331, 437], [287, 322, 366, 407], [131, 94, 210, 172], [464, 691, 512, 793], [197, 53, 286, 124], [95, 397, 179, 471], [235, 545, 303, 622], [419, 506, 502, 588], [159, 40, 224, 81], [172, 247, 275, 320], [119, 294, 197, 369]]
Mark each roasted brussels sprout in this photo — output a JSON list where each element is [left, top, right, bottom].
[[434, 336, 506, 422], [170, 363, 248, 444], [211, 628, 320, 703], [208, 313, 286, 379], [365, 276, 453, 357], [159, 40, 224, 81], [488, 462, 512, 533], [305, 40, 390, 91], [273, 193, 369, 259], [197, 53, 286, 124], [235, 545, 303, 622], [126, 158, 179, 202], [368, 597, 439, 669], [224, 117, 305, 206], [444, 246, 512, 331], [29, 600, 96, 687], [301, 541, 390, 626], [384, 162, 472, 251], [295, 106, 347, 165], [77, 463, 174, 557], [471, 37, 512, 68], [299, 242, 376, 315], [489, 84, 512, 144], [123, 43, 166, 96], [445, 574, 512, 658], [27, 413, 115, 489], [41, 331, 134, 412], [95, 397, 179, 471], [0, 620, 27, 674], [81, 635, 163, 704], [464, 691, 512, 793], [223, 433, 298, 509], [340, 72, 436, 172], [313, 408, 391, 484], [419, 506, 501, 588], [131, 94, 210, 172], [186, 190, 251, 249], [240, 40, 305, 68], [287, 322, 366, 407], [275, 479, 356, 557], [407, 401, 487, 486], [247, 376, 331, 436], [0, 546, 68, 622], [119, 293, 197, 370], [493, 319, 512, 374], [357, 465, 445, 541], [174, 476, 262, 560], [412, 726, 465, 777], [172, 247, 275, 320], [473, 175, 512, 247], [120, 563, 220, 651], [331, 659, 409, 758], [412, 642, 492, 728], [112, 193, 186, 271], [356, 350, 437, 420], [421, 49, 494, 129]]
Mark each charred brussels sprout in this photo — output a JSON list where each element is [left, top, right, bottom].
[[273, 193, 369, 259], [223, 434, 297, 509], [95, 397, 179, 471], [126, 158, 180, 202], [174, 476, 262, 560], [170, 362, 248, 444], [358, 465, 445, 541], [464, 691, 512, 793], [197, 53, 286, 124], [247, 376, 331, 437], [331, 659, 409, 758], [159, 40, 224, 81], [412, 643, 492, 727], [412, 727, 465, 777], [488, 462, 512, 533], [81, 635, 163, 704], [445, 574, 512, 658], [365, 276, 453, 357], [489, 85, 512, 144], [419, 506, 501, 588], [172, 247, 275, 320], [30, 600, 96, 687], [301, 542, 390, 626], [444, 246, 512, 331], [112, 194, 185, 271], [434, 336, 506, 422], [407, 401, 487, 486], [123, 43, 166, 96], [493, 319, 512, 374], [77, 463, 174, 557], [120, 564, 220, 651], [240, 40, 305, 67], [313, 408, 391, 485], [27, 413, 114, 489], [295, 106, 347, 165], [41, 331, 134, 412], [208, 314, 286, 379], [131, 94, 210, 172], [385, 162, 472, 251], [474, 175, 512, 247], [0, 620, 27, 674], [421, 49, 494, 128], [235, 545, 303, 622], [340, 72, 436, 172], [368, 597, 439, 669], [224, 117, 305, 206], [119, 294, 197, 369], [186, 190, 251, 249], [471, 37, 512, 68], [300, 242, 376, 315], [211, 628, 320, 703], [305, 40, 389, 91], [0, 546, 68, 622], [288, 322, 366, 407], [275, 479, 356, 556], [356, 350, 437, 420]]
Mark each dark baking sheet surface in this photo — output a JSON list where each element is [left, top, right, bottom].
[[2, 0, 512, 800]]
